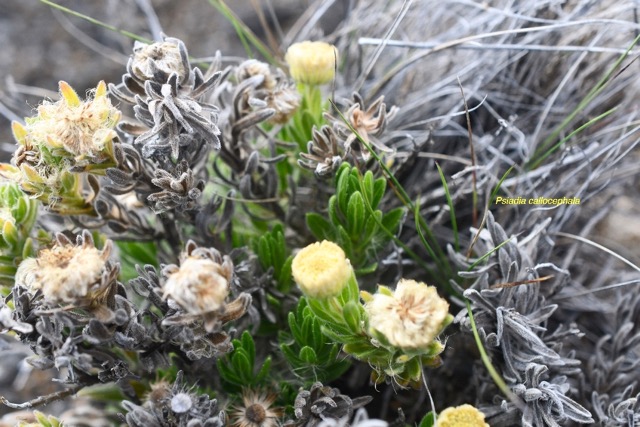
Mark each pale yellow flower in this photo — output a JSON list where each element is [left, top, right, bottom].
[[437, 404, 489, 427], [285, 41, 338, 85], [291, 240, 352, 299], [162, 256, 232, 314], [365, 279, 449, 350]]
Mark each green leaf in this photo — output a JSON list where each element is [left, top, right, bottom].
[[337, 167, 351, 214], [371, 177, 386, 209], [362, 211, 381, 243], [419, 412, 435, 427], [320, 325, 362, 345], [362, 171, 375, 203], [354, 262, 378, 276], [216, 360, 242, 384], [299, 346, 318, 364], [328, 196, 341, 227], [258, 236, 272, 269], [306, 213, 333, 240], [277, 255, 293, 293], [342, 301, 363, 334], [241, 331, 255, 367], [405, 356, 422, 382], [381, 207, 405, 234], [231, 352, 252, 381], [310, 317, 324, 350], [336, 226, 353, 258], [255, 356, 272, 383], [346, 191, 366, 237]]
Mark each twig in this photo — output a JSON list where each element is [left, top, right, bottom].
[[1, 384, 83, 409]]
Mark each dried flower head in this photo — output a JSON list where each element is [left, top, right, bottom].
[[327, 93, 397, 163], [19, 81, 119, 160], [285, 41, 338, 85], [287, 382, 372, 427], [109, 35, 224, 163], [15, 230, 114, 306], [236, 59, 277, 90], [231, 390, 283, 427], [299, 125, 343, 178], [161, 241, 251, 333], [365, 279, 450, 350], [436, 404, 489, 427], [292, 240, 353, 299], [266, 83, 300, 124], [162, 248, 233, 314], [130, 40, 187, 83]]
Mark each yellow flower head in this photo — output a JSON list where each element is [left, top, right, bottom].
[[285, 41, 338, 85], [437, 404, 489, 427], [365, 279, 450, 350], [16, 231, 112, 306], [292, 240, 352, 299], [20, 81, 119, 159], [162, 255, 232, 314]]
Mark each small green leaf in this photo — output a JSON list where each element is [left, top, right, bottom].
[[255, 356, 272, 383], [346, 191, 366, 237], [354, 262, 378, 276], [362, 170, 375, 203], [277, 255, 293, 292], [306, 213, 333, 240], [321, 325, 362, 345], [419, 412, 435, 427], [310, 317, 324, 350], [337, 167, 351, 214], [241, 331, 255, 367], [381, 207, 405, 234], [299, 346, 318, 364], [371, 177, 386, 209], [342, 301, 363, 334], [231, 352, 252, 380], [328, 196, 341, 226], [362, 212, 381, 242]]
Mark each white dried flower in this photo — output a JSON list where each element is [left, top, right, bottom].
[[15, 231, 113, 306], [365, 279, 449, 350], [162, 255, 232, 314], [292, 240, 353, 299], [236, 59, 276, 89], [267, 85, 300, 124], [130, 40, 187, 82]]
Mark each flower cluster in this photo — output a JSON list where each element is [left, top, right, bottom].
[[5, 81, 119, 215]]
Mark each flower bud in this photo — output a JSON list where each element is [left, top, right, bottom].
[[285, 41, 338, 85], [292, 240, 352, 299]]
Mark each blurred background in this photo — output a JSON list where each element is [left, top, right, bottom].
[[0, 0, 343, 154]]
